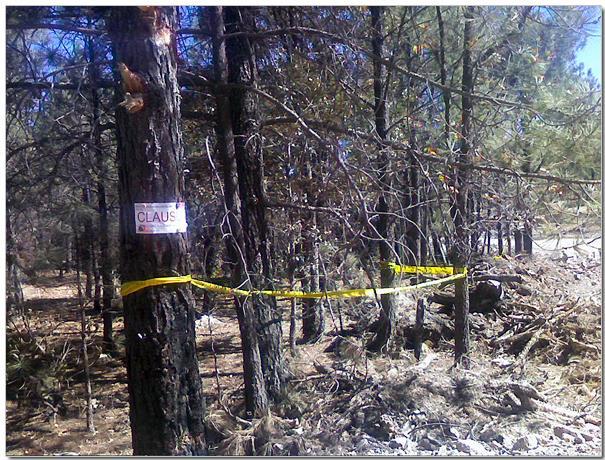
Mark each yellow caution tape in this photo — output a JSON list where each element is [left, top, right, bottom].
[[382, 262, 467, 276], [121, 274, 193, 297], [121, 270, 467, 299]]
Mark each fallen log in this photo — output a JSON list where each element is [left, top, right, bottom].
[[472, 274, 524, 283], [430, 280, 504, 314]]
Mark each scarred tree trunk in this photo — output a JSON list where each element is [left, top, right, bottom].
[[209, 5, 269, 416], [107, 7, 206, 455], [367, 5, 396, 353], [224, 5, 288, 402]]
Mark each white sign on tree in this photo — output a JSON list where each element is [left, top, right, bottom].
[[134, 202, 187, 234]]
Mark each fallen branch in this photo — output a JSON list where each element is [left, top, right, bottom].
[[493, 329, 537, 349]]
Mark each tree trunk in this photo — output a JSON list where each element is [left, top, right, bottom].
[[81, 186, 94, 299], [403, 20, 421, 267], [414, 299, 425, 360], [523, 220, 533, 255], [497, 221, 504, 255], [436, 6, 451, 145], [395, 220, 406, 261], [224, 5, 287, 403], [288, 241, 298, 356], [75, 234, 95, 434], [406, 156, 420, 265], [6, 212, 24, 308], [485, 225, 490, 255], [209, 5, 269, 416], [301, 210, 324, 343], [301, 157, 324, 343], [64, 233, 72, 273], [476, 192, 482, 253], [514, 228, 523, 254], [420, 189, 429, 265], [92, 245, 102, 312], [450, 6, 474, 366], [506, 221, 513, 255], [286, 154, 300, 355], [432, 230, 446, 264], [107, 7, 206, 455], [367, 5, 396, 353], [87, 31, 115, 352], [469, 194, 477, 252]]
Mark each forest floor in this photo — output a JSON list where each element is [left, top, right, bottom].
[[5, 242, 602, 456]]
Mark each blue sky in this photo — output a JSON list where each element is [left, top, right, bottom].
[[575, 14, 602, 82]]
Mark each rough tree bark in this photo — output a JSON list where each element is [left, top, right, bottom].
[[107, 7, 206, 455], [367, 5, 397, 353], [224, 5, 288, 402], [209, 5, 270, 416]]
